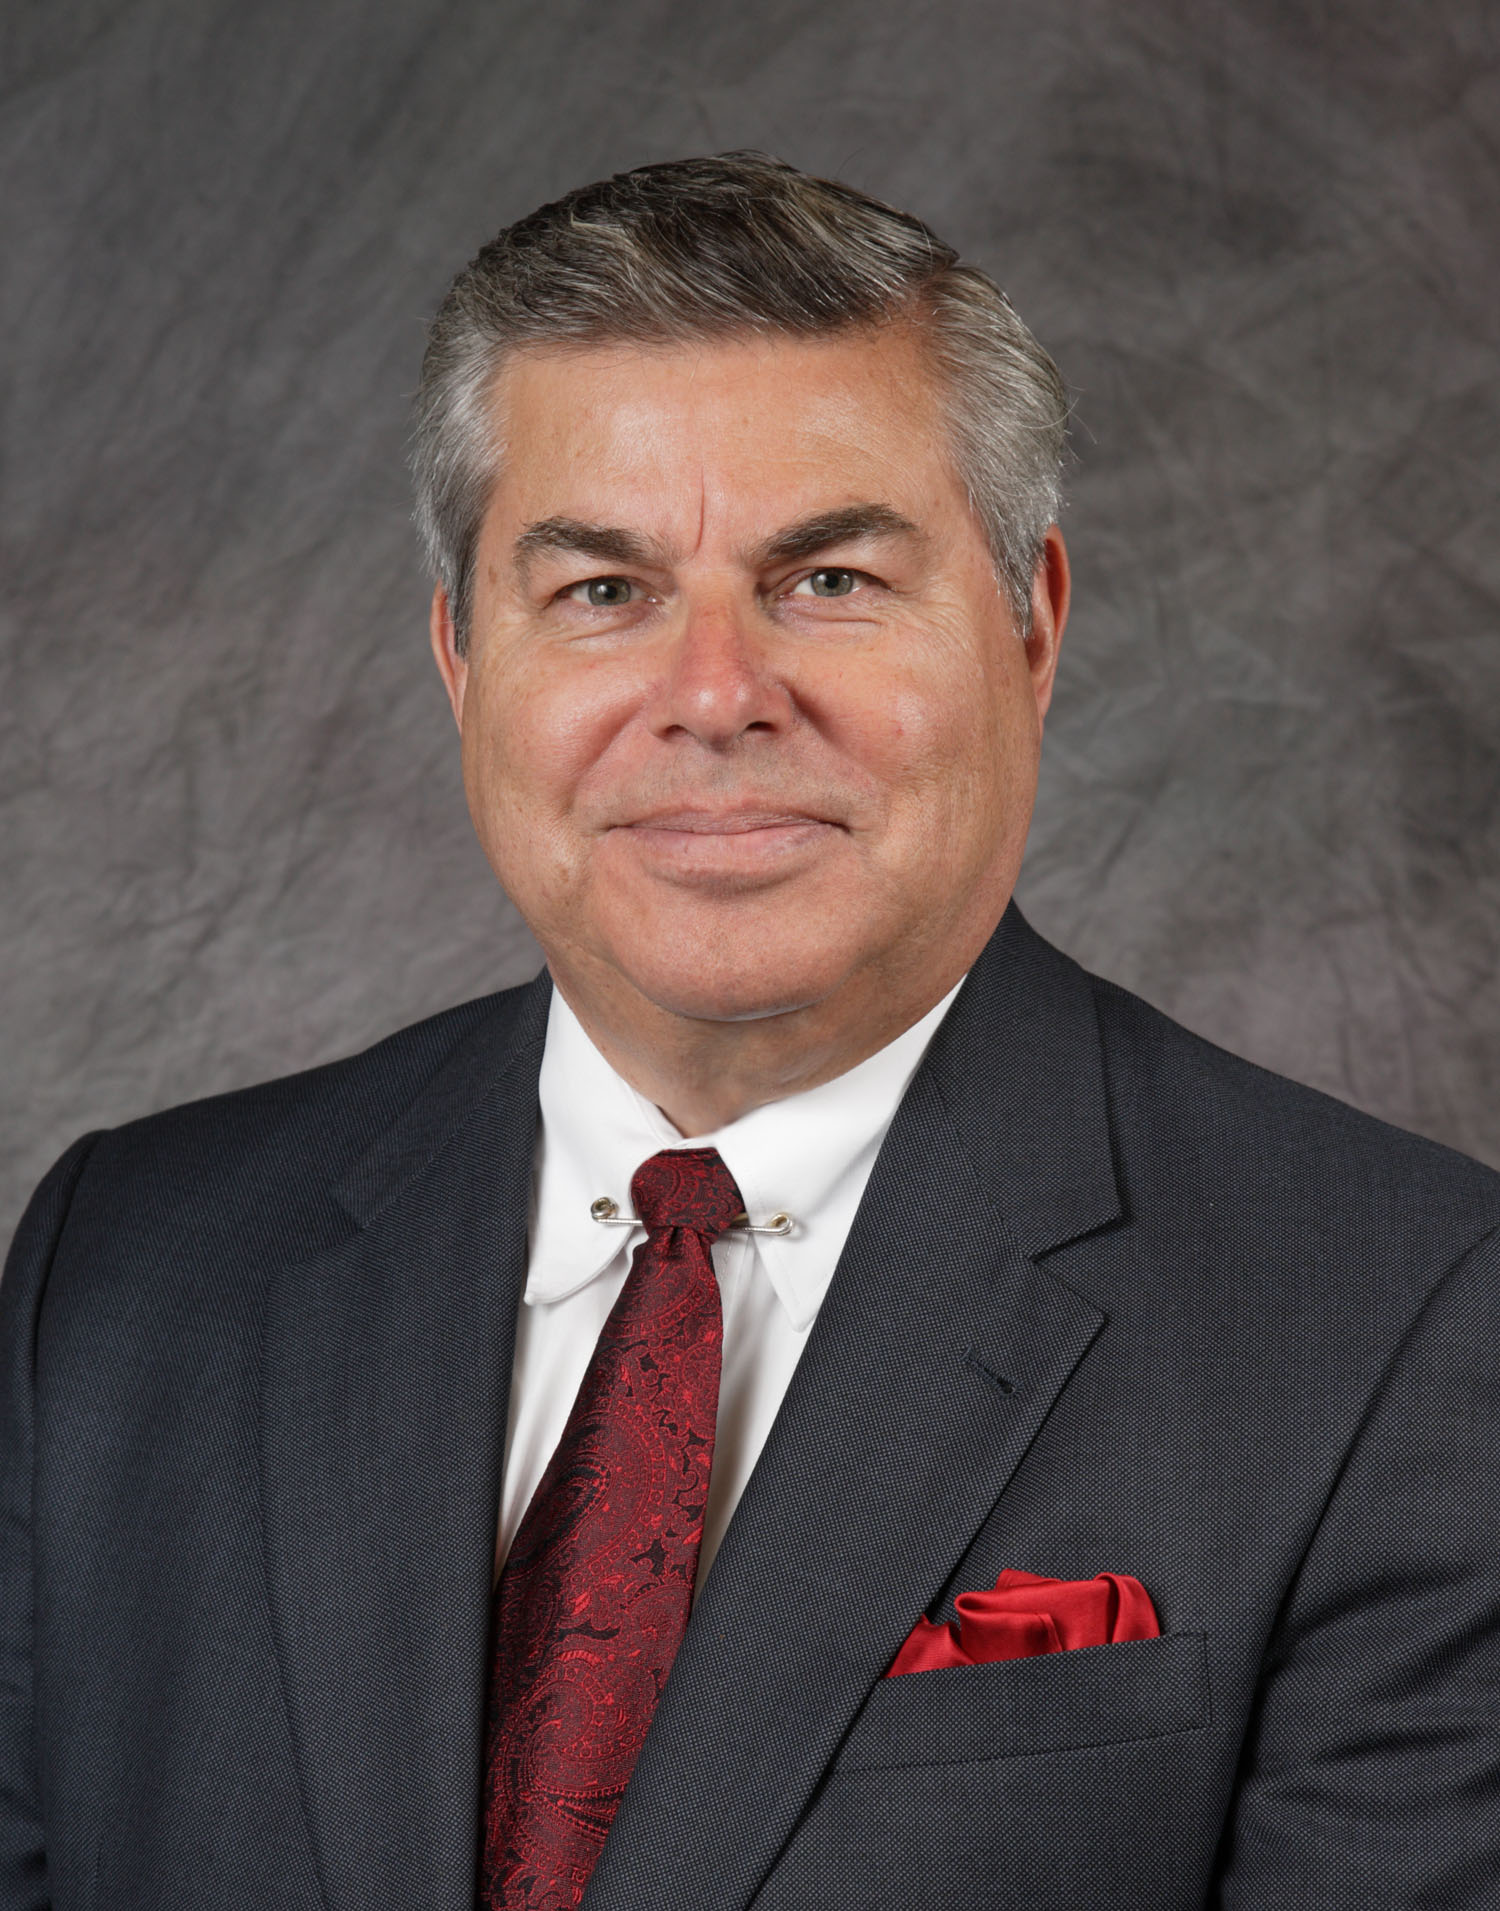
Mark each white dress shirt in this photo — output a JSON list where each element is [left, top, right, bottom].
[[497, 979, 964, 1589]]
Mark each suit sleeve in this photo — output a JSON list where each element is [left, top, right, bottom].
[[0, 1136, 102, 1911], [1213, 1223, 1500, 1907]]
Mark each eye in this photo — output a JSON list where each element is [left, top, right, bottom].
[[566, 576, 637, 607], [790, 567, 861, 598]]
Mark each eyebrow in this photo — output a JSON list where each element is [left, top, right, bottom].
[[750, 504, 926, 569], [513, 517, 668, 582], [513, 501, 925, 584]]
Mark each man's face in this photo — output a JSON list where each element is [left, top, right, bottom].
[[433, 325, 1066, 1033]]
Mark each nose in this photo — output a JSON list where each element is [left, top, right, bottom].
[[645, 591, 795, 748]]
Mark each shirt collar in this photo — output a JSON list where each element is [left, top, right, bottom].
[[527, 979, 962, 1329]]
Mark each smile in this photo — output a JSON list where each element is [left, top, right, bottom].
[[610, 811, 843, 885], [623, 809, 837, 835]]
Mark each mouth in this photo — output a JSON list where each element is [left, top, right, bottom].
[[609, 808, 844, 886], [623, 808, 836, 835]]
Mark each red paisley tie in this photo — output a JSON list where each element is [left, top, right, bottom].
[[480, 1146, 744, 1909]]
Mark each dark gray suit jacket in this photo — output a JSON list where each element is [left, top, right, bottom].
[[4, 907, 1499, 1909]]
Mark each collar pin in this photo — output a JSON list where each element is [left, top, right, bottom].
[[589, 1195, 794, 1236]]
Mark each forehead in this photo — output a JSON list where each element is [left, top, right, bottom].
[[484, 326, 961, 543]]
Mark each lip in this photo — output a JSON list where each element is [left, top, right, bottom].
[[619, 808, 837, 835], [607, 809, 843, 887]]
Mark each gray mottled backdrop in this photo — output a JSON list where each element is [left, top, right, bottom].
[[4, 0, 1498, 1244]]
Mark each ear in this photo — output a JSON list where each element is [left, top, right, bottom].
[[429, 584, 468, 729], [1024, 525, 1070, 725]]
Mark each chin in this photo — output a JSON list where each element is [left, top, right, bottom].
[[563, 873, 880, 1025], [613, 931, 856, 1026]]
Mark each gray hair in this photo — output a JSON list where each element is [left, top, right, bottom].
[[411, 152, 1067, 652]]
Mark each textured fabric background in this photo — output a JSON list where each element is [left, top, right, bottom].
[[3, 0, 1497, 1244]]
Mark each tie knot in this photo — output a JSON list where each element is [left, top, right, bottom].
[[630, 1147, 744, 1239]]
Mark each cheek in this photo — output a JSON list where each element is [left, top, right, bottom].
[[461, 661, 611, 813], [457, 671, 582, 896], [458, 655, 656, 916], [837, 650, 1026, 834]]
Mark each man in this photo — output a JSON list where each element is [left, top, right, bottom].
[[3, 152, 1498, 1911]]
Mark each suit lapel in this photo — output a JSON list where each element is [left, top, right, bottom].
[[258, 908, 1117, 1911], [259, 974, 549, 1911], [585, 907, 1122, 1911]]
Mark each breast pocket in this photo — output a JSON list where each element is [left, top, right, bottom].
[[832, 1630, 1209, 1774]]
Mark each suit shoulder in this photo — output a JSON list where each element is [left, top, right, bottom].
[[49, 979, 546, 1268], [1085, 968, 1500, 1243]]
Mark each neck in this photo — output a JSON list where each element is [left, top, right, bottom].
[[545, 951, 974, 1137]]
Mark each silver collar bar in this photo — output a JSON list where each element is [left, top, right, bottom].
[[589, 1196, 794, 1237]]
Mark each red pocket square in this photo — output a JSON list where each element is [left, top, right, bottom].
[[886, 1569, 1160, 1676]]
